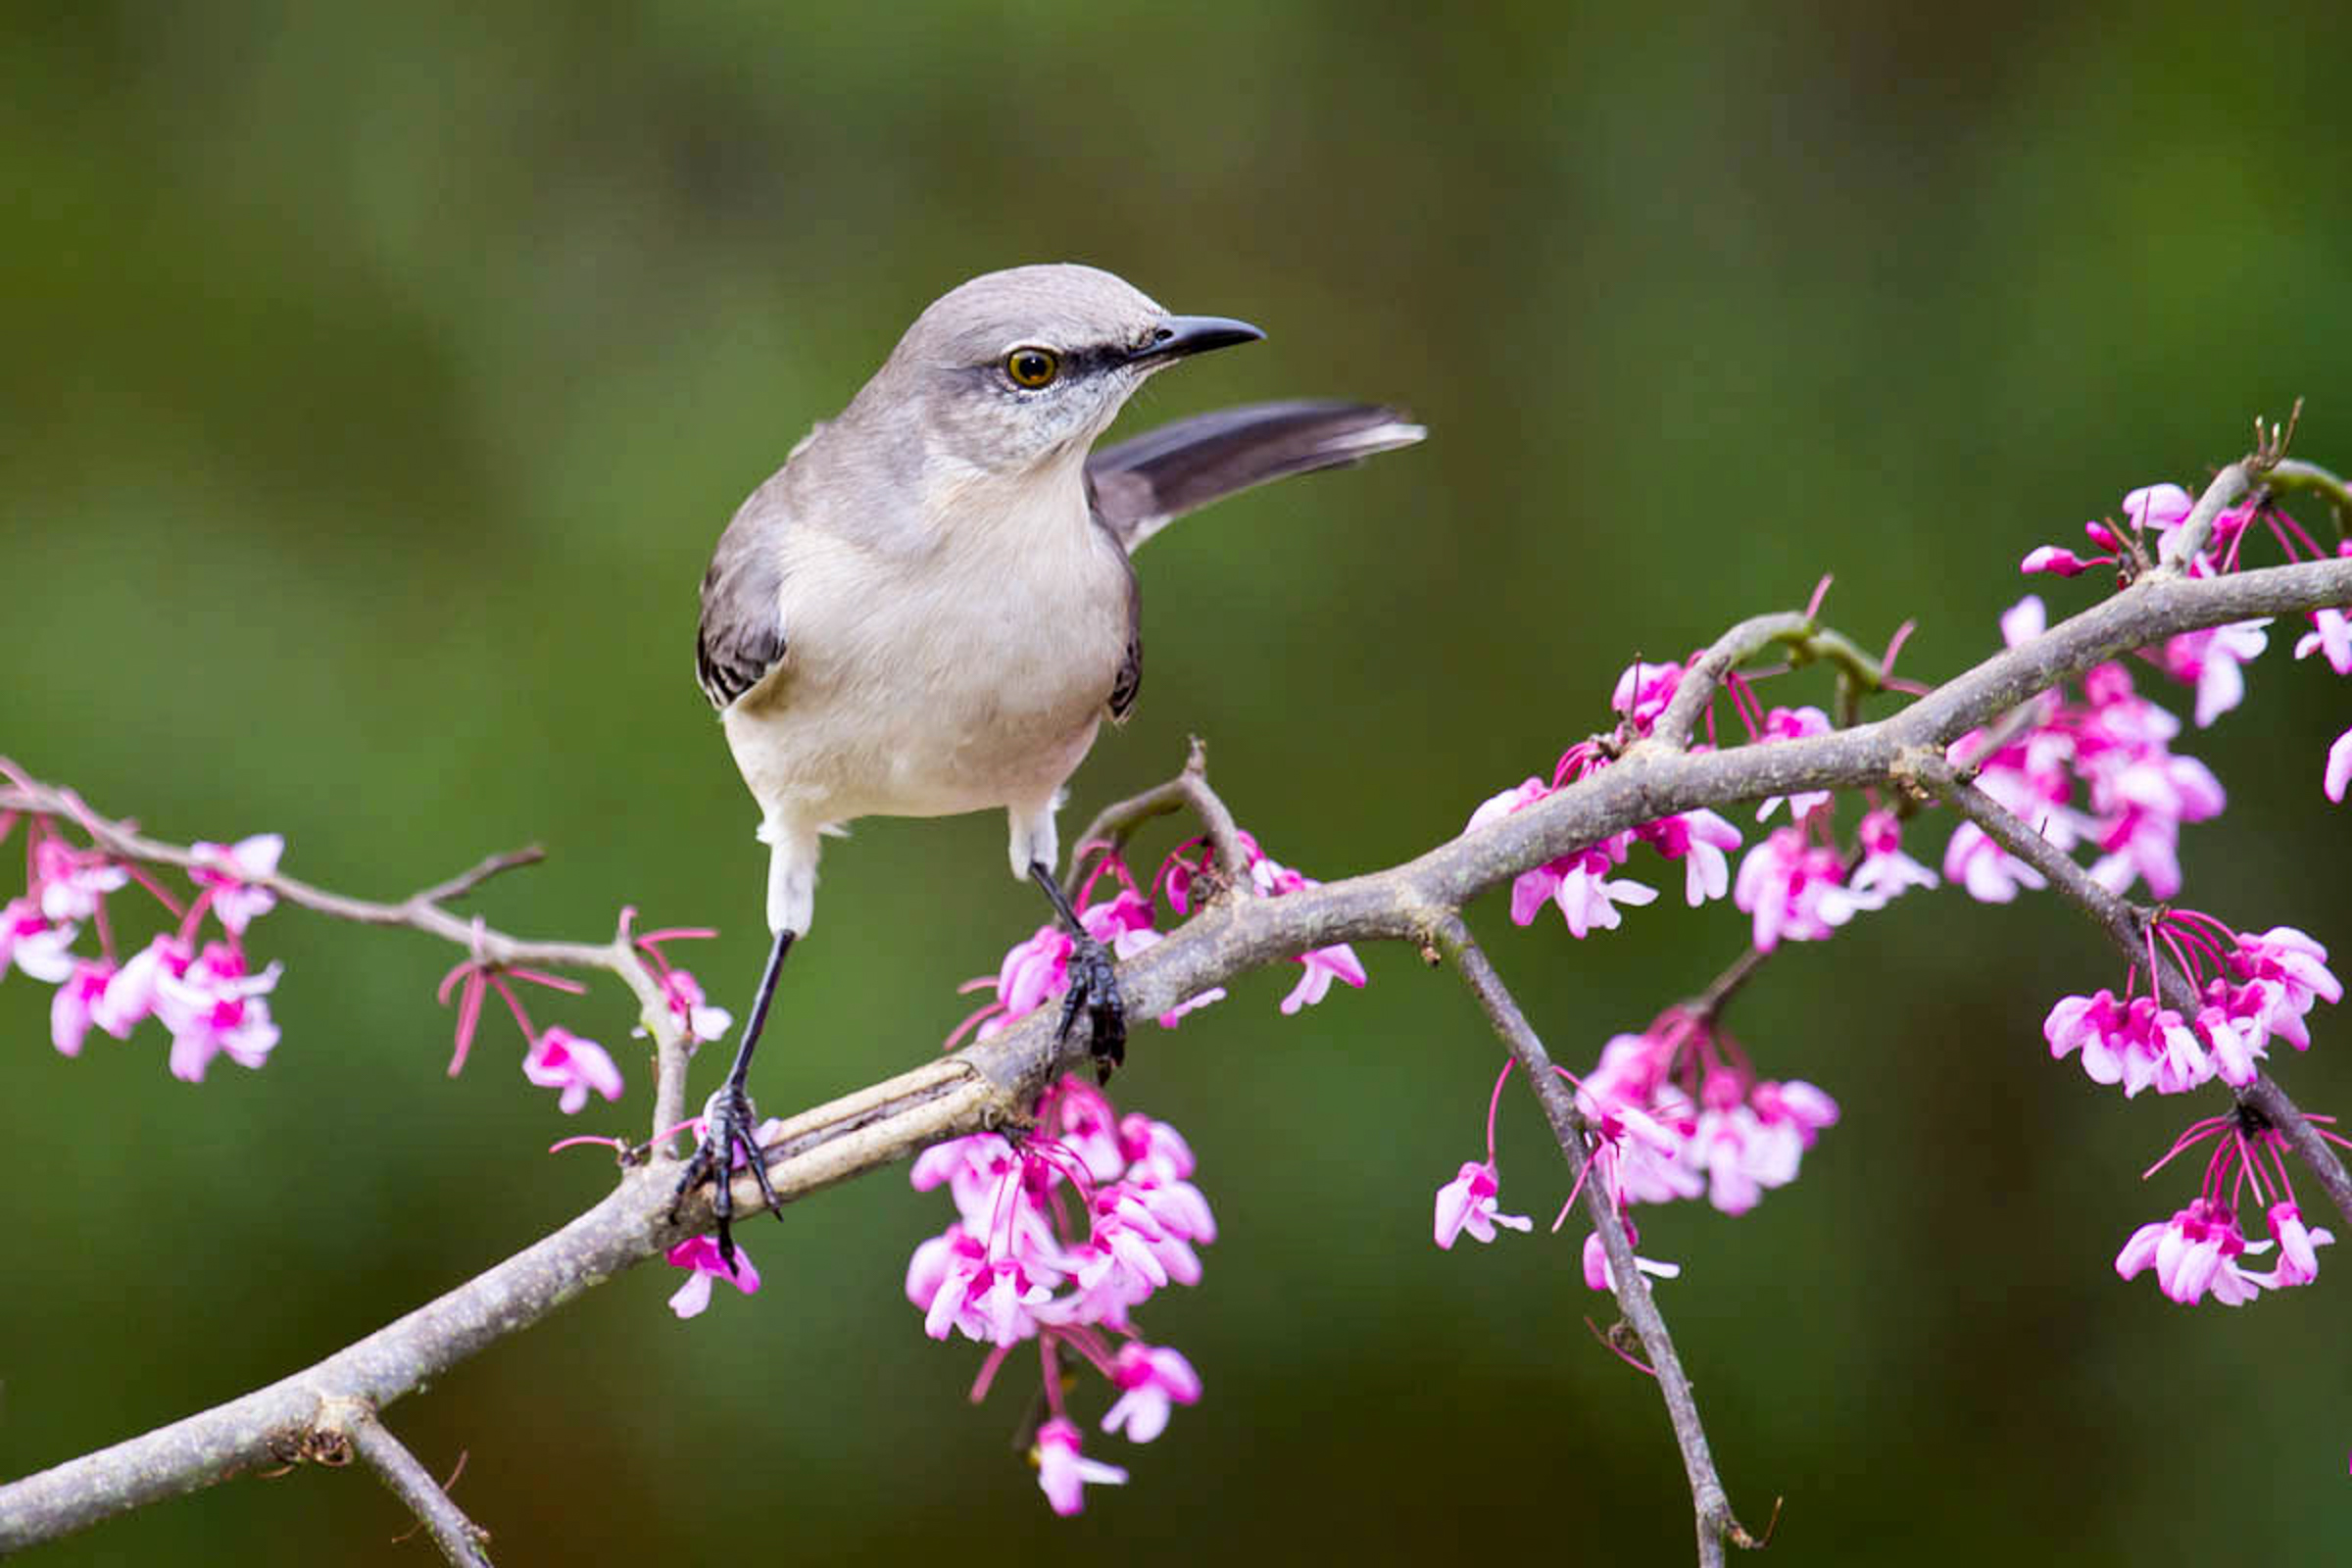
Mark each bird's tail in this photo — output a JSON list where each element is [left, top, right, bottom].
[[1086, 400, 1426, 555]]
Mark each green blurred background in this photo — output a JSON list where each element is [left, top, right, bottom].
[[5, 2, 2349, 1561]]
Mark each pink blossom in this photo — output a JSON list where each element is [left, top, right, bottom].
[[2021, 545, 2097, 576], [2123, 483, 2195, 537], [665, 1236, 761, 1318], [522, 1026, 624, 1113], [1940, 822, 2048, 904], [154, 941, 281, 1081], [2248, 1201, 2332, 1290], [50, 959, 116, 1056], [1, 897, 78, 984], [1100, 1343, 1201, 1444], [1634, 808, 1742, 906], [1581, 1221, 1681, 1293], [1610, 659, 1688, 733], [656, 966, 732, 1046], [1433, 1160, 1533, 1249], [31, 840, 126, 924], [1035, 1418, 1126, 1516], [2328, 726, 2352, 805], [190, 833, 284, 935], [1281, 942, 1366, 1013], [1842, 809, 1937, 905], [2001, 594, 2048, 648], [2295, 608, 2352, 675], [2157, 620, 2271, 728], [90, 933, 190, 1037], [2115, 1199, 2266, 1306], [1732, 828, 1847, 951]]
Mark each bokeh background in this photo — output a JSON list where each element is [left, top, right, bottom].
[[6, 2, 2349, 1562]]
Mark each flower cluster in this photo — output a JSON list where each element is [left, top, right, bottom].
[[1460, 657, 1750, 939], [1433, 1006, 1838, 1291], [2043, 914, 2338, 1098], [4, 792, 288, 1083], [1944, 597, 2225, 903], [1466, 662, 1939, 953], [2027, 484, 2352, 798], [947, 838, 1361, 1048], [442, 911, 728, 1116], [905, 1077, 1209, 1514], [2117, 1105, 2344, 1304]]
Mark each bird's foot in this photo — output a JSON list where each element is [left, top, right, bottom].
[[669, 1080, 782, 1266], [1057, 932, 1127, 1083]]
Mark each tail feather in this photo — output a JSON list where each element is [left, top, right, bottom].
[[1087, 400, 1425, 554]]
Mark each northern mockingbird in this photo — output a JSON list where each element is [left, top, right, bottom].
[[676, 264, 1422, 1256]]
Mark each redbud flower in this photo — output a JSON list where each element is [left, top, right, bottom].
[[657, 967, 733, 1046], [154, 941, 281, 1082], [91, 933, 191, 1038], [2250, 1201, 2332, 1290], [190, 833, 284, 935], [50, 959, 116, 1056], [1732, 827, 1848, 951], [2117, 1104, 2344, 1305], [2116, 1199, 2266, 1305], [30, 840, 126, 924], [1035, 1418, 1126, 1516], [1433, 1160, 1533, 1249], [1582, 1220, 1682, 1293], [1100, 1343, 1201, 1444], [2294, 607, 2352, 676], [1842, 809, 1938, 905], [1, 897, 78, 984], [522, 1026, 624, 1113], [2157, 620, 2271, 728], [1634, 808, 1743, 906], [665, 1236, 761, 1318]]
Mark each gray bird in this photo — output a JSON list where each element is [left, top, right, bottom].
[[677, 264, 1423, 1255]]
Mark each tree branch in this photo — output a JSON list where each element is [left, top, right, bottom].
[[1061, 735, 1251, 905], [4, 551, 2346, 1553], [1435, 914, 1747, 1566], [324, 1401, 494, 1568]]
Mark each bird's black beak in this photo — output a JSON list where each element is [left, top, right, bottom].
[[1128, 315, 1264, 368]]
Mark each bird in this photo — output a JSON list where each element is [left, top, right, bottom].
[[677, 263, 1423, 1258]]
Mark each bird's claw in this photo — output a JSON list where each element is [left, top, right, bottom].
[[1056, 933, 1127, 1083], [669, 1081, 782, 1266]]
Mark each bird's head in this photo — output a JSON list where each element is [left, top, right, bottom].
[[877, 264, 1262, 474]]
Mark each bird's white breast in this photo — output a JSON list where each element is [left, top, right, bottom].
[[721, 458, 1132, 834]]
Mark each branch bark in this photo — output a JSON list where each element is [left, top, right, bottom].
[[328, 1402, 494, 1568]]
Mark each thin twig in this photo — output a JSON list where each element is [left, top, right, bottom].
[[1435, 914, 1743, 1567], [0, 779, 695, 1154], [326, 1401, 494, 1568], [411, 848, 546, 909], [1061, 736, 1251, 904], [1917, 754, 2352, 1225], [1652, 612, 1811, 752]]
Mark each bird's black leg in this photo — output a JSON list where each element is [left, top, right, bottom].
[[1028, 861, 1127, 1082], [670, 926, 794, 1266]]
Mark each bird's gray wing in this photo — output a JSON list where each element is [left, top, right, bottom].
[[1085, 400, 1426, 556], [1106, 558, 1143, 722], [696, 490, 790, 710]]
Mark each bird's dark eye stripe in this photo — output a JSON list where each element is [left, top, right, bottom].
[[977, 345, 1125, 387]]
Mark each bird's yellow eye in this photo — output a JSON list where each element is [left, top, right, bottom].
[[1004, 347, 1060, 389]]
